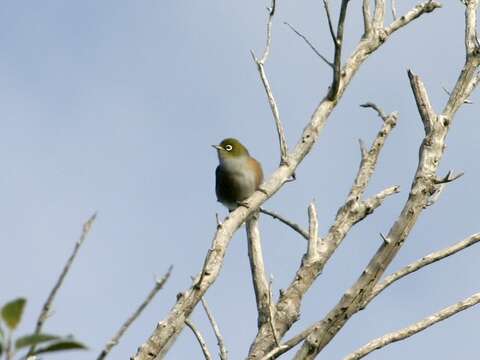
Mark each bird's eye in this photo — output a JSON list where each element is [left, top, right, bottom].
[[225, 144, 233, 151]]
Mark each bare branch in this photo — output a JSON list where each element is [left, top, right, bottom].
[[434, 170, 465, 184], [29, 213, 96, 355], [373, 0, 386, 28], [408, 70, 436, 134], [368, 233, 480, 302], [350, 111, 398, 200], [344, 292, 480, 360], [267, 278, 280, 347], [97, 267, 172, 360], [443, 1, 480, 118], [294, 3, 479, 354], [248, 106, 399, 360], [330, 0, 351, 99], [322, 0, 337, 45], [246, 213, 272, 328], [360, 101, 387, 121], [359, 186, 400, 218], [259, 0, 275, 64], [134, 2, 443, 357], [185, 320, 213, 360], [306, 201, 319, 262], [200, 298, 228, 360], [362, 0, 373, 35], [385, 1, 442, 36], [465, 0, 479, 56], [260, 324, 313, 360], [442, 85, 474, 104], [251, 0, 288, 166], [260, 207, 309, 240], [391, 0, 398, 20], [426, 171, 464, 206], [284, 22, 333, 68]]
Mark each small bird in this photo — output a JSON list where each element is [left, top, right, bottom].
[[213, 138, 264, 210]]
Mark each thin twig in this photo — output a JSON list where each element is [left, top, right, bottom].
[[201, 298, 228, 360], [330, 0, 351, 99], [323, 0, 337, 44], [260, 208, 309, 240], [284, 21, 333, 67], [260, 323, 318, 360], [379, 232, 390, 244], [322, 0, 351, 99], [391, 0, 398, 20], [344, 292, 480, 360], [251, 0, 289, 166], [434, 170, 465, 184], [367, 233, 480, 302], [185, 320, 213, 360], [426, 170, 464, 206], [306, 201, 319, 262], [360, 102, 387, 121], [442, 86, 474, 104], [259, 0, 276, 64], [267, 277, 279, 347], [97, 267, 172, 360], [29, 213, 97, 355]]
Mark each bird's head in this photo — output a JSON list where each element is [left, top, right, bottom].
[[212, 138, 250, 162]]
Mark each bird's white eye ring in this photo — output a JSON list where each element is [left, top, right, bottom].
[[225, 144, 233, 151]]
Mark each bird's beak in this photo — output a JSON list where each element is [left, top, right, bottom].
[[211, 145, 223, 151]]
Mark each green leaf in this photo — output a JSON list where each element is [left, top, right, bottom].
[[0, 324, 4, 356], [15, 333, 60, 350], [32, 340, 87, 354], [1, 298, 26, 330]]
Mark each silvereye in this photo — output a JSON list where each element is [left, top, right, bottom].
[[213, 138, 264, 210]]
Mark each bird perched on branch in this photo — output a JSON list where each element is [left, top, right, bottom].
[[212, 138, 264, 211]]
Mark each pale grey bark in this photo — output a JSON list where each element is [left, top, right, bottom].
[[251, 0, 288, 166], [131, 2, 476, 359], [368, 233, 480, 302], [185, 320, 213, 360], [260, 207, 309, 240], [97, 267, 172, 360], [343, 292, 480, 360], [200, 298, 228, 360], [247, 103, 399, 360], [246, 213, 271, 329], [29, 213, 96, 356], [294, 2, 479, 358]]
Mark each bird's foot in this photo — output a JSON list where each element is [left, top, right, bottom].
[[215, 213, 223, 228], [237, 200, 250, 209], [258, 187, 268, 196]]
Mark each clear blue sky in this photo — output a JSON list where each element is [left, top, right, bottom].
[[1, 1, 479, 359]]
